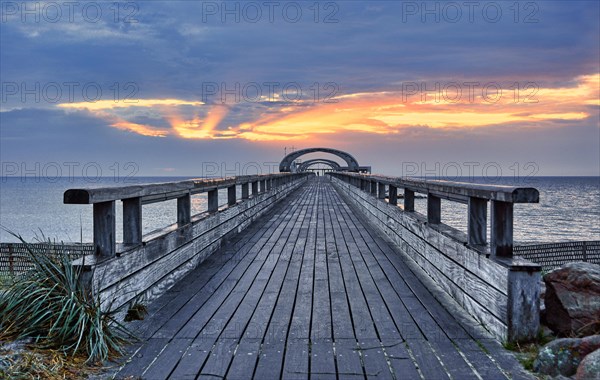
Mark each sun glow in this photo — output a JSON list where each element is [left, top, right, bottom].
[[55, 74, 599, 142]]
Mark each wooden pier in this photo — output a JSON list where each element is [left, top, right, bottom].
[[61, 148, 544, 379], [80, 178, 532, 379]]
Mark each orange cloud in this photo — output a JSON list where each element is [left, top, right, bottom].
[[168, 105, 230, 139], [55, 74, 599, 142], [110, 121, 169, 137]]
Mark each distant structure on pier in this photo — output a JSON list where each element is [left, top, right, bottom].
[[279, 147, 371, 174]]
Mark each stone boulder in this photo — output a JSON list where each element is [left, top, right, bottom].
[[534, 335, 600, 377], [544, 262, 600, 336], [577, 348, 600, 380]]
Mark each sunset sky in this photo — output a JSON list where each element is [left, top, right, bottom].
[[1, 1, 598, 177]]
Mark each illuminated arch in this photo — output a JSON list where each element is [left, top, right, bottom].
[[279, 147, 360, 172], [298, 159, 342, 172]]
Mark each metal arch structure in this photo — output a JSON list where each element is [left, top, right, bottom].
[[298, 159, 342, 172], [279, 147, 360, 173]]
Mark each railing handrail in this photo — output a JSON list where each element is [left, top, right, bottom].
[[336, 173, 539, 204], [63, 173, 312, 257], [327, 172, 540, 258], [64, 174, 300, 204]]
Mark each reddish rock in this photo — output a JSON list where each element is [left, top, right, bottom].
[[544, 262, 600, 336], [534, 335, 600, 377], [576, 348, 600, 380]]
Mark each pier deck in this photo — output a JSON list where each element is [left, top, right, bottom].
[[113, 178, 531, 379]]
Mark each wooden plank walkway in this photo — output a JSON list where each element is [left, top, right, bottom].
[[111, 178, 532, 380]]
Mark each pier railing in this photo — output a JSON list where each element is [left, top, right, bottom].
[[63, 173, 311, 314], [328, 172, 540, 257], [65, 174, 311, 258], [328, 172, 541, 342]]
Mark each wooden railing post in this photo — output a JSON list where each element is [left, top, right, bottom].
[[242, 183, 249, 199], [427, 193, 441, 224], [468, 197, 487, 246], [491, 200, 513, 257], [177, 193, 191, 225], [93, 201, 116, 257], [389, 185, 398, 205], [208, 189, 218, 213], [378, 182, 386, 199], [404, 189, 414, 212], [123, 197, 142, 245], [227, 185, 237, 206]]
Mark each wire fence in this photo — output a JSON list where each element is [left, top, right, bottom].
[[1, 240, 599, 276], [0, 242, 94, 276], [514, 241, 600, 272]]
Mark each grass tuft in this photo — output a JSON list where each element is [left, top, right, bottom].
[[0, 232, 133, 365]]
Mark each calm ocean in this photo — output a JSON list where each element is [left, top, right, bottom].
[[0, 176, 598, 245]]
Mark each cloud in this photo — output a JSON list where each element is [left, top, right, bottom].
[[53, 74, 596, 143], [1, 1, 598, 175]]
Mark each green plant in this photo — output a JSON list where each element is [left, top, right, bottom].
[[503, 329, 557, 373], [0, 232, 133, 364], [0, 273, 13, 288]]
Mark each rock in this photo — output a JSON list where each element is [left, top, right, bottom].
[[534, 335, 600, 377], [577, 348, 600, 380], [544, 262, 600, 336]]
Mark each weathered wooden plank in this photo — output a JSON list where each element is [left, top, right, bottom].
[[177, 193, 191, 225], [123, 197, 142, 245], [228, 185, 237, 206], [226, 338, 261, 379], [491, 200, 514, 257], [334, 339, 364, 379], [468, 196, 488, 246], [388, 185, 397, 206], [381, 339, 421, 379], [199, 338, 238, 378], [404, 189, 415, 212], [358, 339, 394, 379], [427, 193, 441, 224], [141, 338, 192, 380], [282, 339, 309, 380], [242, 183, 250, 199], [116, 338, 169, 378], [310, 339, 336, 380], [405, 339, 451, 379], [93, 200, 115, 257], [254, 341, 285, 379], [169, 337, 215, 379], [377, 182, 386, 200], [207, 189, 218, 213]]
